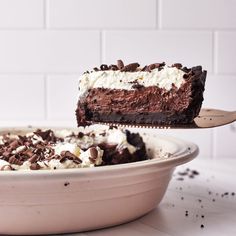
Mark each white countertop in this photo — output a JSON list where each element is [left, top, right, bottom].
[[62, 158, 236, 236]]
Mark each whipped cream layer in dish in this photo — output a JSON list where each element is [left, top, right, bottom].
[[0, 126, 148, 171], [78, 65, 186, 98]]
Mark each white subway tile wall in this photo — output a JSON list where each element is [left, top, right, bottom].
[[0, 75, 45, 120], [0, 31, 100, 73], [104, 31, 213, 71], [0, 0, 235, 158], [48, 0, 157, 29], [46, 74, 79, 122], [0, 0, 44, 28]]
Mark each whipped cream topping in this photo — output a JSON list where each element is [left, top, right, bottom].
[[64, 126, 137, 154], [78, 66, 186, 98]]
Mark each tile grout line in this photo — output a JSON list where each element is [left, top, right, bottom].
[[212, 129, 217, 159], [100, 30, 103, 64], [210, 129, 214, 159], [212, 30, 217, 74], [44, 74, 48, 120], [0, 27, 234, 31], [100, 30, 105, 63], [43, 0, 46, 29], [157, 0, 162, 29], [44, 0, 49, 29]]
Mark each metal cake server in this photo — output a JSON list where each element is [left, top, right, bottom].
[[92, 108, 236, 129]]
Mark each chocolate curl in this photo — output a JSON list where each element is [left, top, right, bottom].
[[121, 63, 140, 72], [34, 129, 58, 142], [117, 60, 124, 70], [8, 155, 23, 165], [9, 140, 19, 149], [89, 147, 98, 159], [28, 154, 38, 163], [172, 63, 182, 69], [60, 151, 82, 163], [100, 64, 109, 70], [30, 163, 41, 170], [108, 64, 119, 70], [0, 165, 14, 171]]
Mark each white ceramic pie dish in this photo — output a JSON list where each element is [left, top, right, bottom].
[[0, 127, 198, 235]]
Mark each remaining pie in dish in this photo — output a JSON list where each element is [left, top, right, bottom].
[[76, 60, 207, 126], [0, 126, 148, 171]]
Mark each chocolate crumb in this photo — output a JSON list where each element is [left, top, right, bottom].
[[181, 197, 184, 200], [132, 83, 144, 89], [201, 215, 205, 218], [177, 177, 184, 181], [64, 182, 70, 187], [201, 224, 204, 228], [78, 132, 84, 138], [232, 192, 235, 196], [192, 170, 199, 175], [212, 198, 216, 202], [198, 199, 202, 203], [178, 171, 188, 176]]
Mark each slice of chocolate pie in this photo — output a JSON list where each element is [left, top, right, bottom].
[[76, 60, 207, 126]]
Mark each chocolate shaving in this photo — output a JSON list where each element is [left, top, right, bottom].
[[30, 163, 40, 170], [0, 165, 14, 171], [9, 140, 19, 149], [2, 151, 11, 158], [60, 151, 82, 163], [172, 63, 182, 69], [108, 64, 118, 70], [88, 60, 186, 74], [23, 149, 34, 158], [121, 63, 140, 72], [28, 154, 38, 163], [34, 129, 57, 142], [100, 64, 109, 71], [89, 147, 98, 160], [141, 65, 147, 71], [8, 155, 23, 165], [117, 60, 124, 69]]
